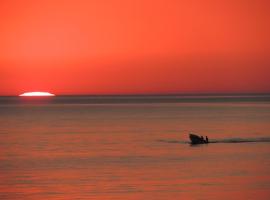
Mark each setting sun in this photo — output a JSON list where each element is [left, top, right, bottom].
[[19, 92, 55, 97]]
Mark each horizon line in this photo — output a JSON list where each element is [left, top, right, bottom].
[[1, 92, 270, 97]]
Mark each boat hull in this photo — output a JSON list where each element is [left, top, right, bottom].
[[189, 134, 206, 144]]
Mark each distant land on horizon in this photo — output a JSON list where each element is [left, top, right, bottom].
[[1, 92, 270, 98], [1, 93, 270, 105]]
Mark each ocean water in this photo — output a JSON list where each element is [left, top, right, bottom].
[[0, 95, 270, 200]]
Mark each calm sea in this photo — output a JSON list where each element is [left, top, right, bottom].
[[0, 95, 270, 200]]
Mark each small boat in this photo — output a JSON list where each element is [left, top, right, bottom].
[[189, 133, 208, 144]]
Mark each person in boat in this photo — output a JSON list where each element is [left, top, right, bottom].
[[205, 136, 209, 143], [200, 136, 205, 143]]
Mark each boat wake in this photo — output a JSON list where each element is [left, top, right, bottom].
[[158, 137, 270, 144], [210, 137, 270, 144]]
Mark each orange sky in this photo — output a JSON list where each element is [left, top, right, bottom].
[[0, 0, 269, 95]]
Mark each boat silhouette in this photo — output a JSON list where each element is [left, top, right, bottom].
[[189, 133, 208, 144]]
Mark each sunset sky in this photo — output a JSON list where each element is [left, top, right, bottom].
[[0, 0, 269, 95]]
